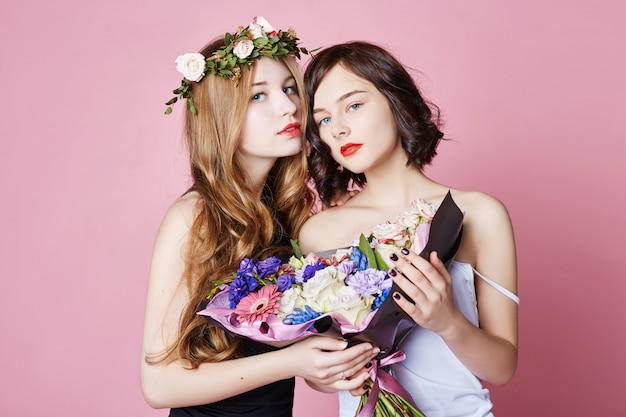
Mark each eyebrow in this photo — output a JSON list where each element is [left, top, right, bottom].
[[312, 90, 367, 114], [252, 75, 295, 87]]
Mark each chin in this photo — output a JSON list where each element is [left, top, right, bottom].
[[280, 144, 303, 157]]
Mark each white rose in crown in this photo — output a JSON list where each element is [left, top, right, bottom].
[[233, 39, 254, 59], [175, 52, 206, 82], [253, 16, 276, 36], [247, 23, 265, 40]]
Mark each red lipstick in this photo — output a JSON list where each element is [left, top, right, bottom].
[[279, 122, 301, 137], [340, 143, 362, 157]]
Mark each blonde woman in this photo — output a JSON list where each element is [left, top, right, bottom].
[[141, 20, 378, 417]]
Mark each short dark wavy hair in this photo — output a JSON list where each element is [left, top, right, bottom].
[[304, 41, 445, 207]]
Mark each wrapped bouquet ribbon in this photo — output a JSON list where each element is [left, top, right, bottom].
[[358, 351, 422, 417]]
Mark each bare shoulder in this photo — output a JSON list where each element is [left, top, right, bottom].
[[143, 193, 202, 361], [299, 206, 357, 253], [160, 192, 199, 232], [451, 189, 516, 279], [452, 189, 512, 229], [149, 192, 200, 285]]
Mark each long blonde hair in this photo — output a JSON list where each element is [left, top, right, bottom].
[[161, 38, 313, 367]]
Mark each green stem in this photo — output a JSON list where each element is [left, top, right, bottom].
[[386, 392, 425, 417]]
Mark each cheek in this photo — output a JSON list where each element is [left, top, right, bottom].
[[242, 107, 264, 131], [318, 130, 334, 151]]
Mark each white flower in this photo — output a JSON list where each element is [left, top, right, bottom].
[[253, 16, 276, 36], [301, 267, 345, 312], [278, 287, 305, 319], [371, 222, 408, 245], [412, 198, 437, 220], [233, 39, 254, 59], [175, 52, 206, 82], [396, 209, 421, 229], [332, 286, 373, 327], [247, 23, 265, 39]]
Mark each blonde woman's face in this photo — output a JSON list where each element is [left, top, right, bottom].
[[238, 58, 303, 168]]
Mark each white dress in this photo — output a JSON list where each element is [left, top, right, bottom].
[[339, 261, 520, 417]]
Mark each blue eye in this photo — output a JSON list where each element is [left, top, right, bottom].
[[251, 92, 265, 102], [283, 85, 297, 95], [349, 103, 361, 111], [318, 117, 331, 126]]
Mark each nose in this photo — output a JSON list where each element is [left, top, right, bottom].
[[331, 116, 350, 139], [278, 91, 299, 117]]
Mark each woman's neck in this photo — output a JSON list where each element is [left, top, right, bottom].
[[360, 167, 431, 208], [355, 147, 436, 209], [244, 159, 276, 199]]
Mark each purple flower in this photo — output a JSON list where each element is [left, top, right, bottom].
[[276, 273, 295, 292], [298, 260, 325, 283], [336, 260, 357, 275], [302, 264, 318, 282], [257, 256, 282, 278], [237, 258, 258, 279], [345, 269, 389, 297], [350, 247, 369, 271], [228, 274, 259, 308]]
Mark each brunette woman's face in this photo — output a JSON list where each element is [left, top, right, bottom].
[[311, 64, 399, 174], [239, 58, 303, 164]]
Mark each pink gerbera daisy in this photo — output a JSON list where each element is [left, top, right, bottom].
[[235, 285, 281, 325]]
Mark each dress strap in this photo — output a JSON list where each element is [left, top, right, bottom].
[[473, 268, 520, 304]]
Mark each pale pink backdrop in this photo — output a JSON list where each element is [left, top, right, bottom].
[[1, 1, 624, 416]]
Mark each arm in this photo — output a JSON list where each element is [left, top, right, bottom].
[[140, 196, 378, 408], [390, 194, 518, 386]]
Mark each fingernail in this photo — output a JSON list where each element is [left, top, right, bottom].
[[373, 347, 380, 354], [393, 292, 401, 300], [401, 248, 410, 255], [390, 253, 398, 261], [365, 361, 372, 369], [362, 383, 369, 390], [388, 269, 397, 277]]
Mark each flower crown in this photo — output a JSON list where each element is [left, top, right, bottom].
[[165, 16, 312, 115]]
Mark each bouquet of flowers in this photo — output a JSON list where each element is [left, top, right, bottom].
[[198, 191, 463, 417]]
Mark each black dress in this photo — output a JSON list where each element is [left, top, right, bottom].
[[169, 339, 295, 417], [170, 216, 296, 417]]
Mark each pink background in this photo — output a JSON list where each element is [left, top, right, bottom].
[[1, 1, 624, 416]]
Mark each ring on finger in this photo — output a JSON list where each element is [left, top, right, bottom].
[[340, 371, 347, 380]]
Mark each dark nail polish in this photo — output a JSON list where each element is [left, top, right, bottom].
[[401, 248, 410, 255], [389, 269, 397, 277], [365, 361, 373, 369], [393, 292, 401, 300], [390, 253, 398, 261], [362, 383, 370, 390]]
